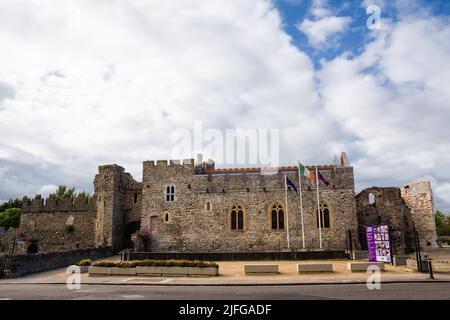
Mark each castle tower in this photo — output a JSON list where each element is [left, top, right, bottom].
[[94, 165, 127, 251]]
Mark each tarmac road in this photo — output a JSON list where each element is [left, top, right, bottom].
[[0, 282, 449, 300]]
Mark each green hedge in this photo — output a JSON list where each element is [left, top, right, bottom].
[[76, 259, 92, 266], [92, 260, 218, 268]]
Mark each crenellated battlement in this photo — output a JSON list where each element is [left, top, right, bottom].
[[191, 165, 354, 191], [21, 193, 93, 213], [144, 159, 194, 167]]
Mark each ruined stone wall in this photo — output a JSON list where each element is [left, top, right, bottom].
[[0, 247, 113, 278], [18, 194, 96, 254], [401, 181, 438, 251], [0, 229, 17, 255], [356, 187, 415, 254], [141, 160, 358, 252], [93, 165, 142, 251]]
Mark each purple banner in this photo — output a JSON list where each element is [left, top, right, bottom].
[[366, 225, 391, 263]]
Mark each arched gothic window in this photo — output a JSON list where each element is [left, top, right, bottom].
[[270, 202, 285, 230], [316, 201, 332, 229], [230, 203, 245, 230]]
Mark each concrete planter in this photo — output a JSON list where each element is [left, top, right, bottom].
[[136, 266, 162, 276], [188, 267, 219, 276], [244, 264, 279, 275], [347, 262, 385, 272], [110, 267, 137, 276], [297, 263, 333, 273], [77, 266, 90, 273], [88, 266, 112, 276], [161, 266, 189, 276], [89, 265, 219, 277], [69, 265, 89, 273]]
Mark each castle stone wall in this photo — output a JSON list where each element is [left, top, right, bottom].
[[18, 194, 96, 253], [0, 247, 113, 278], [141, 160, 358, 252]]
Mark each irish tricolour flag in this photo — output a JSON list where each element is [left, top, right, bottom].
[[299, 163, 315, 181]]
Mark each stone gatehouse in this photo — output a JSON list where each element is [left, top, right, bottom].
[[4, 152, 437, 255]]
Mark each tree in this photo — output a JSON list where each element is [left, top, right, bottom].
[[0, 208, 21, 230], [52, 185, 76, 200], [435, 210, 450, 236], [0, 198, 22, 212]]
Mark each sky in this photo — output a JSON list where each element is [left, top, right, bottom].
[[0, 0, 449, 212]]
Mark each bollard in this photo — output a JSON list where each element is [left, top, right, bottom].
[[428, 259, 434, 280]]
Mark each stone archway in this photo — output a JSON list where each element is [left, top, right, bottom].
[[121, 221, 140, 250]]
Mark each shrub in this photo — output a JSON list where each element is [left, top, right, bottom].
[[116, 261, 139, 268], [76, 259, 92, 266], [91, 259, 218, 268], [65, 224, 75, 233], [92, 261, 117, 267]]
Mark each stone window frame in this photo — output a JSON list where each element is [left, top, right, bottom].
[[229, 202, 246, 231], [164, 185, 176, 202], [164, 212, 171, 223], [314, 200, 334, 230], [205, 201, 212, 211], [269, 201, 285, 231]]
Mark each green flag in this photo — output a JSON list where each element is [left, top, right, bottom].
[[299, 163, 306, 176]]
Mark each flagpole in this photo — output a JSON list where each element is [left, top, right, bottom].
[[315, 167, 323, 249], [284, 174, 290, 250], [298, 162, 305, 249]]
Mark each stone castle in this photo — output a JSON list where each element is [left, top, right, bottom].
[[1, 152, 438, 255]]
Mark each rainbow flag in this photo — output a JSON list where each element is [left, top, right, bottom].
[[299, 163, 315, 181]]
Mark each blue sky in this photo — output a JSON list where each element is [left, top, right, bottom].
[[0, 0, 450, 212], [275, 0, 450, 67]]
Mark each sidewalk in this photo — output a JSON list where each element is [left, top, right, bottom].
[[1, 259, 450, 286]]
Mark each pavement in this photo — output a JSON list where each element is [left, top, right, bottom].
[[1, 258, 450, 286]]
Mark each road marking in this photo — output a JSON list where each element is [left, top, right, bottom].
[[160, 278, 174, 283], [0, 298, 11, 300], [121, 295, 144, 299]]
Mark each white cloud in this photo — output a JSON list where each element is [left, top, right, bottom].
[[318, 11, 450, 211], [0, 0, 334, 199], [0, 0, 449, 213], [298, 16, 352, 48], [296, 0, 352, 49]]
